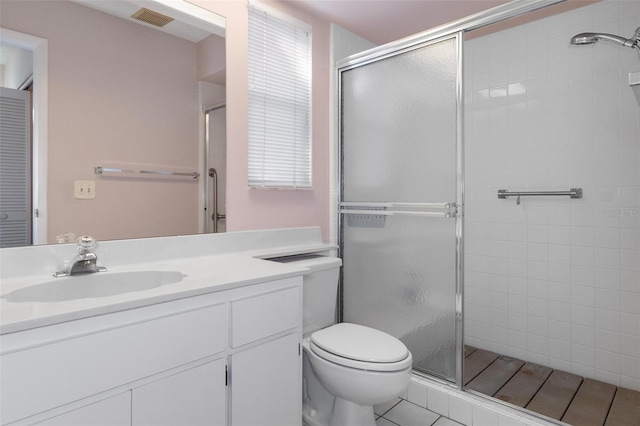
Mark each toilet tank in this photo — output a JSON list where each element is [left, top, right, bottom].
[[271, 255, 342, 335]]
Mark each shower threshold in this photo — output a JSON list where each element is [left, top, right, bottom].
[[463, 346, 640, 426]]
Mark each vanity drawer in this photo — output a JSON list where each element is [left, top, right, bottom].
[[230, 282, 300, 348], [1, 302, 226, 425]]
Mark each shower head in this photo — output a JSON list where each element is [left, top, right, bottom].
[[570, 27, 640, 61], [570, 32, 634, 47], [570, 33, 599, 45], [572, 28, 640, 107]]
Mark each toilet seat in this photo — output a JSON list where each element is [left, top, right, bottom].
[[310, 323, 412, 372]]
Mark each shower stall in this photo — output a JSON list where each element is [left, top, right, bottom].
[[338, 0, 640, 423]]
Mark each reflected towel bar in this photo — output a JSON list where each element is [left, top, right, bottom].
[[94, 166, 199, 179], [497, 188, 582, 204]]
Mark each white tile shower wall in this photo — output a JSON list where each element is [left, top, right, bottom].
[[464, 0, 640, 391]]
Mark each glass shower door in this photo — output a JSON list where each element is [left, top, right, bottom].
[[339, 34, 461, 381]]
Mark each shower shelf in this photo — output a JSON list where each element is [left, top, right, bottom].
[[497, 188, 582, 205]]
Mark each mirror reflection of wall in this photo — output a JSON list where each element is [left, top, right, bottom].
[[0, 0, 225, 247], [0, 44, 32, 89]]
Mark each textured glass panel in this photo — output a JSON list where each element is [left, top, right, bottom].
[[342, 214, 457, 380], [341, 38, 457, 203], [340, 35, 459, 382]]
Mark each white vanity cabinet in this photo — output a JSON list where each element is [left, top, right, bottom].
[[229, 285, 302, 426], [34, 392, 132, 426], [0, 276, 302, 426], [231, 333, 301, 426], [132, 359, 227, 426]]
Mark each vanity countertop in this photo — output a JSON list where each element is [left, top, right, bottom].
[[0, 227, 337, 335], [0, 250, 325, 335]]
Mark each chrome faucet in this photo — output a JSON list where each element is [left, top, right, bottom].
[[54, 235, 107, 277]]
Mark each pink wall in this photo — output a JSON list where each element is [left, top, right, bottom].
[[1, 1, 203, 243], [192, 0, 332, 242], [197, 33, 226, 84]]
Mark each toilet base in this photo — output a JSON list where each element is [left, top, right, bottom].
[[330, 398, 375, 426], [303, 403, 329, 426]]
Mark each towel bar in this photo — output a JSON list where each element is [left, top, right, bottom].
[[94, 166, 199, 179], [497, 188, 582, 205]]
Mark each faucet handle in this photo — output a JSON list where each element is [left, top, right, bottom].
[[76, 235, 97, 253]]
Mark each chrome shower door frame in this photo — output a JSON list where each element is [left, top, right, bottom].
[[335, 0, 567, 390], [337, 30, 464, 386]]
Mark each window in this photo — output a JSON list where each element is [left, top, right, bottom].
[[247, 3, 312, 189]]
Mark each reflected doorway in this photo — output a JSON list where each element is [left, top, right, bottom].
[[0, 30, 46, 246]]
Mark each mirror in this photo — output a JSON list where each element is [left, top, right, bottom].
[[0, 0, 226, 247]]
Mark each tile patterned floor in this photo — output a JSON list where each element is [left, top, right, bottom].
[[375, 399, 463, 426]]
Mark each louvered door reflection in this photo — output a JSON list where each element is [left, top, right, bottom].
[[0, 87, 32, 247]]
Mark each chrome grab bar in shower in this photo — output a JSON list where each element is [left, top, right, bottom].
[[208, 168, 226, 233], [497, 188, 583, 205]]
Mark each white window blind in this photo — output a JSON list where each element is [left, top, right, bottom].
[[248, 3, 312, 189]]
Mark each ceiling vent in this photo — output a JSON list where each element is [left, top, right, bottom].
[[131, 8, 174, 28]]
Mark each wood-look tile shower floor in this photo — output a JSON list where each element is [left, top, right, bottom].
[[464, 346, 640, 426]]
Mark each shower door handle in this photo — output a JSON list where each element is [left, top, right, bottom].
[[208, 168, 226, 233], [339, 202, 459, 217], [340, 209, 455, 218]]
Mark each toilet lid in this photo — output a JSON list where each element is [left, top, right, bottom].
[[311, 323, 409, 363]]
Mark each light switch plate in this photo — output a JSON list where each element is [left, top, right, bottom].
[[74, 180, 96, 199]]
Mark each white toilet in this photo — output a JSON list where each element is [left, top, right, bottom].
[[279, 255, 413, 426]]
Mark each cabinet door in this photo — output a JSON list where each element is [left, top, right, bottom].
[[231, 333, 301, 426], [35, 392, 131, 426], [132, 359, 226, 426]]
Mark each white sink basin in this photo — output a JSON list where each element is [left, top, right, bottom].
[[2, 271, 186, 303]]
